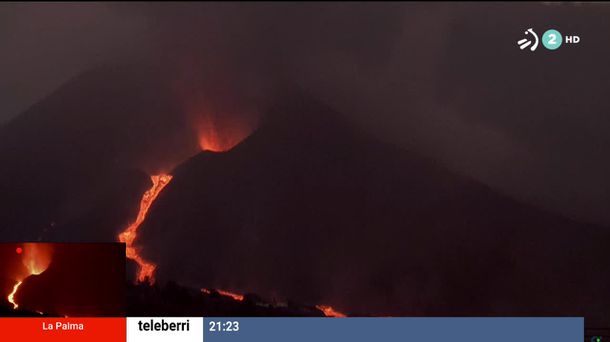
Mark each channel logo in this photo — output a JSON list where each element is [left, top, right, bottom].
[[542, 29, 563, 50], [517, 28, 539, 51], [517, 28, 580, 51]]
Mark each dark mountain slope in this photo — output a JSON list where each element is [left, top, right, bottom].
[[139, 93, 610, 324]]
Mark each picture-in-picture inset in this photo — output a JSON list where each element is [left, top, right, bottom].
[[0, 243, 125, 317]]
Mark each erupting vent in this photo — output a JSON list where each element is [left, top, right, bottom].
[[119, 174, 173, 284], [196, 115, 253, 152]]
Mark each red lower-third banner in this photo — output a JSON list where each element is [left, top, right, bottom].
[[0, 318, 125, 342]]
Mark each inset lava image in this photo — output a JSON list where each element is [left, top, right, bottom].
[[0, 243, 125, 317]]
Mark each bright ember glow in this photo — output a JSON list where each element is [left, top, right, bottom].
[[119, 174, 173, 284], [8, 281, 22, 309], [316, 305, 347, 318]]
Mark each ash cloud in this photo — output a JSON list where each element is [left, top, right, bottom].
[[2, 3, 610, 225]]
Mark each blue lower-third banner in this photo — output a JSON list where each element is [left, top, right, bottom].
[[203, 317, 584, 342]]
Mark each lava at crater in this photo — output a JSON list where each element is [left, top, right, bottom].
[[196, 115, 254, 152]]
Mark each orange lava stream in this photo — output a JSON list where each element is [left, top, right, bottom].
[[119, 174, 173, 284], [316, 305, 347, 318], [216, 289, 245, 301], [8, 281, 23, 309], [202, 288, 245, 301]]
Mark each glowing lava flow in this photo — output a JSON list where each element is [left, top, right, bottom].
[[316, 305, 347, 318], [119, 174, 173, 284], [8, 281, 22, 309]]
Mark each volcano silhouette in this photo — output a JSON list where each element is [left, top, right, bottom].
[[1, 71, 608, 324], [137, 90, 610, 324]]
